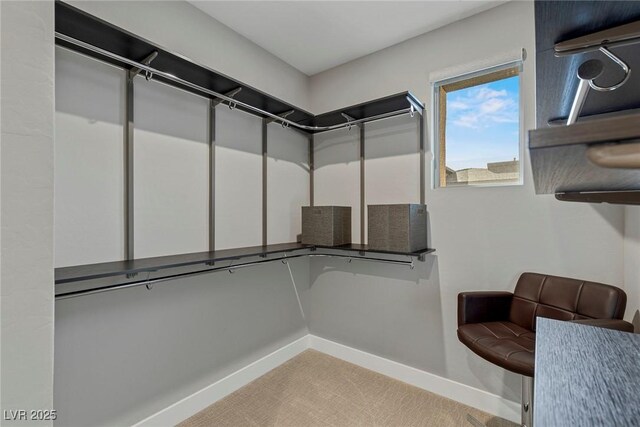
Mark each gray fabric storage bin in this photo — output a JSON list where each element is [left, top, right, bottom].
[[302, 206, 351, 246], [367, 204, 428, 252]]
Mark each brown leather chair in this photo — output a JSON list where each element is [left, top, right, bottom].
[[457, 272, 633, 427]]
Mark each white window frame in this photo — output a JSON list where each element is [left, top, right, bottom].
[[432, 60, 524, 189]]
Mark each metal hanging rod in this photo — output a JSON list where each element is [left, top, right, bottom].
[[55, 32, 417, 133], [306, 253, 414, 269], [55, 256, 295, 300], [55, 251, 416, 300]]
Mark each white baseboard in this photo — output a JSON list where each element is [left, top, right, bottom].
[[132, 335, 309, 427], [134, 334, 519, 426], [308, 335, 520, 424]]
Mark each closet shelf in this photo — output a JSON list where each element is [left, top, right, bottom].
[[55, 1, 424, 133], [55, 243, 436, 299], [529, 113, 640, 198], [55, 243, 310, 285], [312, 244, 436, 258]]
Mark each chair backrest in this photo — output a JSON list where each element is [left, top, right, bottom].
[[509, 272, 627, 332]]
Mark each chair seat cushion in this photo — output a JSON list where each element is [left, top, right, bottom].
[[457, 321, 535, 376]]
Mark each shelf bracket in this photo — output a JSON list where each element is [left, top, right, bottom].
[[211, 87, 242, 108], [406, 95, 423, 117], [130, 51, 158, 80], [144, 270, 155, 290], [341, 113, 362, 131], [265, 109, 295, 127]]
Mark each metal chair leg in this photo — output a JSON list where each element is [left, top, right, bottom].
[[522, 376, 534, 427], [465, 376, 534, 426]]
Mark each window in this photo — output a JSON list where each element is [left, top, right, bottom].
[[434, 64, 522, 187]]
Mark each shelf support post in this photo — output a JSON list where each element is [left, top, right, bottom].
[[419, 107, 427, 261], [124, 69, 135, 264], [420, 108, 426, 205], [342, 112, 366, 247], [209, 100, 216, 255], [309, 134, 314, 207], [360, 123, 366, 248], [123, 51, 158, 269], [262, 118, 268, 248]]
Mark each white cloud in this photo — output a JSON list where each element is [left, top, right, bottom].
[[447, 84, 518, 129], [475, 87, 507, 100], [480, 98, 508, 114], [448, 100, 469, 111]]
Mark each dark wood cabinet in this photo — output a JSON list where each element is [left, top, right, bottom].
[[530, 1, 640, 202]]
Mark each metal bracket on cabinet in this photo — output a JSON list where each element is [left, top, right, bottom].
[[589, 47, 631, 92], [567, 59, 604, 125], [554, 20, 637, 126], [565, 48, 632, 126]]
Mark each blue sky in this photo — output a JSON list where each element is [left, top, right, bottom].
[[445, 76, 519, 171]]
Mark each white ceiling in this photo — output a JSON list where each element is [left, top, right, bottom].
[[189, 1, 506, 76]]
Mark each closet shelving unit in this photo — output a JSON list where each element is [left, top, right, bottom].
[[54, 1, 434, 299]]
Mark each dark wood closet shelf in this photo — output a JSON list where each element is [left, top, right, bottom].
[[55, 243, 436, 298], [55, 1, 423, 133], [55, 242, 311, 285], [313, 244, 436, 258], [529, 113, 640, 149], [529, 113, 640, 196]]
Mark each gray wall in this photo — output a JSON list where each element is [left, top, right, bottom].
[[1, 2, 55, 426]]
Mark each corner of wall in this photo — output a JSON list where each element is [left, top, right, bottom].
[[1, 1, 55, 423]]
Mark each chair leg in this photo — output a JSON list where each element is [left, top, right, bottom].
[[521, 376, 534, 427]]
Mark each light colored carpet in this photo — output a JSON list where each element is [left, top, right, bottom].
[[178, 349, 517, 427]]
